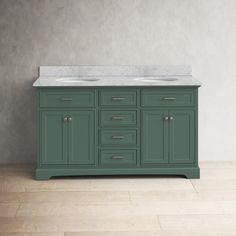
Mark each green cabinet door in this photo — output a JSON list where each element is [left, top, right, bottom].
[[40, 111, 67, 164], [142, 110, 168, 164], [169, 110, 195, 163], [68, 111, 95, 165]]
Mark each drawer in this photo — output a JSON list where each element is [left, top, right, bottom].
[[100, 149, 137, 166], [99, 90, 137, 106], [141, 89, 195, 107], [40, 89, 94, 107], [100, 110, 137, 127], [100, 129, 137, 146]]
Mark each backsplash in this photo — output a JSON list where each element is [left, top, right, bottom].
[[39, 65, 192, 77]]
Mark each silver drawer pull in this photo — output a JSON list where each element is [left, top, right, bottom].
[[111, 135, 124, 139], [111, 97, 126, 101], [111, 116, 125, 120], [162, 97, 176, 100], [60, 98, 73, 101], [111, 155, 124, 159]]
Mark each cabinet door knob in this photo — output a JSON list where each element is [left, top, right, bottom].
[[169, 116, 174, 120], [68, 117, 72, 122], [164, 116, 169, 121], [63, 117, 68, 122]]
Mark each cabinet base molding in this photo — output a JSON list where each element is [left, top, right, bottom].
[[35, 167, 200, 180]]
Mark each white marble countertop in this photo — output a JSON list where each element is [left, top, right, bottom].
[[33, 66, 201, 87], [33, 75, 201, 87]]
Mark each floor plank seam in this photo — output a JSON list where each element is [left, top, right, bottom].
[[14, 203, 21, 217], [128, 191, 133, 205], [156, 215, 162, 230]]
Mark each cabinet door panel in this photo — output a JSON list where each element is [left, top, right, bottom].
[[142, 111, 168, 164], [169, 110, 194, 163], [68, 111, 95, 165], [40, 111, 67, 164]]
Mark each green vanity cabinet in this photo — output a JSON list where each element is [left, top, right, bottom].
[[141, 110, 195, 165], [40, 111, 68, 165], [169, 110, 195, 164], [36, 87, 199, 180], [40, 109, 95, 166], [67, 111, 95, 165], [141, 110, 169, 164]]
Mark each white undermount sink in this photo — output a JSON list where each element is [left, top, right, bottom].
[[56, 77, 100, 83], [134, 77, 178, 82]]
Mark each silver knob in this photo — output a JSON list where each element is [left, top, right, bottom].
[[68, 117, 72, 122], [63, 117, 68, 122], [164, 116, 169, 121], [170, 116, 174, 120]]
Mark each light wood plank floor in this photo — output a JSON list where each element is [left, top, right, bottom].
[[0, 162, 236, 235]]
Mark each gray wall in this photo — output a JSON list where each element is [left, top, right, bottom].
[[0, 0, 236, 163]]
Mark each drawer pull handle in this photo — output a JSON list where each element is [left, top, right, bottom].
[[162, 97, 176, 100], [111, 116, 125, 120], [111, 155, 124, 159], [111, 135, 125, 139], [111, 97, 126, 101], [60, 98, 73, 101]]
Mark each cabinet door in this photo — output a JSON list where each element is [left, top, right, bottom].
[[40, 111, 67, 164], [141, 110, 168, 164], [68, 111, 95, 165], [169, 110, 194, 163]]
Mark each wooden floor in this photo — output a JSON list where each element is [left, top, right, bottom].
[[0, 162, 236, 235]]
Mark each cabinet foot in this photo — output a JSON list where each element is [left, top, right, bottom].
[[35, 169, 52, 180], [184, 168, 200, 179]]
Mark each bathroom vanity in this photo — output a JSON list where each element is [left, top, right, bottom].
[[33, 66, 201, 180]]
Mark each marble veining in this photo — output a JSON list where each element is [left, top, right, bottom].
[[34, 65, 201, 87]]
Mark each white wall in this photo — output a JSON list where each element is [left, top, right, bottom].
[[0, 0, 236, 163]]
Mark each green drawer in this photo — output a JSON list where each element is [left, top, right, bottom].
[[100, 110, 137, 127], [100, 129, 137, 146], [141, 89, 195, 107], [99, 90, 137, 106], [100, 149, 137, 166], [40, 89, 94, 107]]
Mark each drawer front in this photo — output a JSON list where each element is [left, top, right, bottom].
[[100, 129, 137, 146], [100, 110, 137, 127], [100, 149, 137, 166], [141, 89, 195, 107], [40, 90, 94, 107], [99, 90, 137, 106]]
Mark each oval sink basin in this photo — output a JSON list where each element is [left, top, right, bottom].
[[56, 77, 100, 83], [134, 77, 178, 82]]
